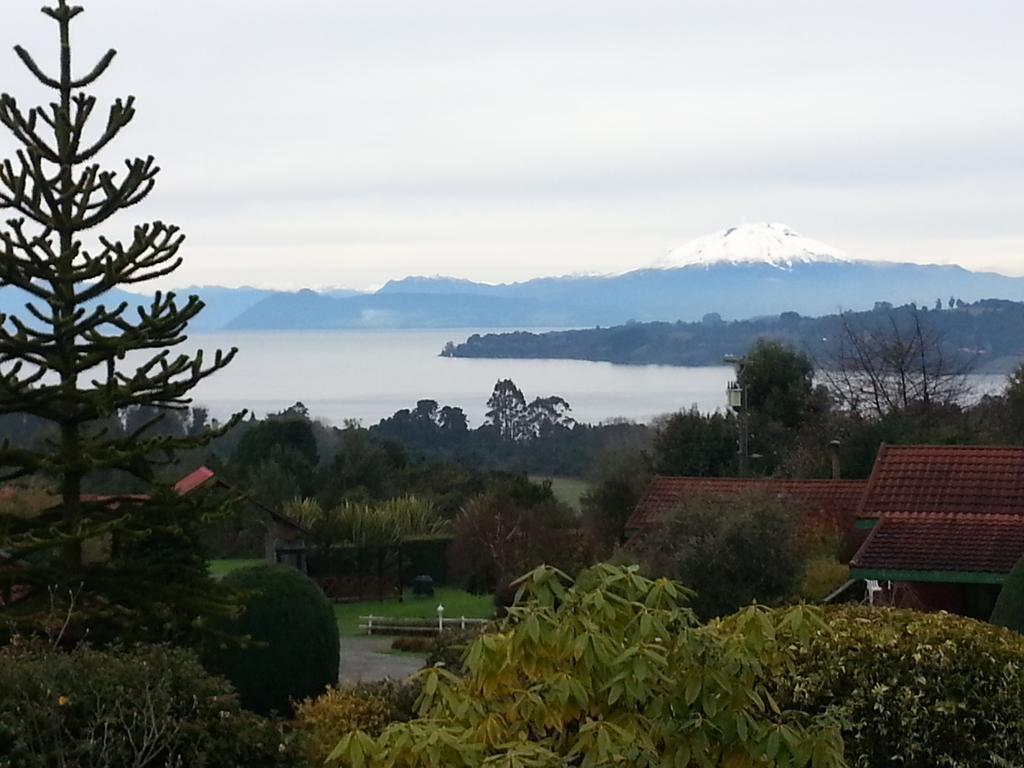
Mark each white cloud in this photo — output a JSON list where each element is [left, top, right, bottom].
[[1, 0, 1022, 289]]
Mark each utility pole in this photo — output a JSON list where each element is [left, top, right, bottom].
[[724, 355, 749, 475]]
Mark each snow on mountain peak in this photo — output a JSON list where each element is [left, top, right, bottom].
[[661, 223, 847, 270]]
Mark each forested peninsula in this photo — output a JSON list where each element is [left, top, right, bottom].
[[442, 299, 1024, 372]]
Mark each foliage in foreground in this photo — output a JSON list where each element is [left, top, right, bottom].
[[333, 564, 845, 768], [771, 605, 1024, 768], [203, 565, 340, 716], [0, 640, 300, 768], [295, 680, 420, 766]]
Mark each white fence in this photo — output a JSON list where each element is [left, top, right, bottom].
[[359, 615, 489, 636]]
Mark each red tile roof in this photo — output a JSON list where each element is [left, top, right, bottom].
[[851, 445, 1024, 578], [622, 475, 864, 561], [74, 467, 215, 507], [626, 475, 867, 535], [856, 444, 1024, 520], [851, 512, 1024, 576], [173, 466, 217, 496]]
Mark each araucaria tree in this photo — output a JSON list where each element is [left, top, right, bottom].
[[0, 3, 240, 640]]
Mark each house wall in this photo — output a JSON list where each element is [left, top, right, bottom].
[[264, 518, 307, 572], [890, 581, 1001, 620]]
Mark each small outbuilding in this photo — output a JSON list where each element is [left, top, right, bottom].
[[849, 445, 1024, 619], [177, 466, 309, 572]]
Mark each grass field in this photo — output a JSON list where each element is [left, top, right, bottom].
[[208, 561, 494, 638], [533, 475, 591, 513], [334, 588, 494, 637], [208, 558, 263, 577]]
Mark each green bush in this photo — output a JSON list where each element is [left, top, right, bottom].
[[991, 555, 1024, 632], [639, 489, 804, 619], [772, 605, 1024, 767], [294, 680, 419, 765], [797, 558, 850, 602], [424, 625, 489, 674], [451, 490, 595, 594], [204, 564, 340, 716], [0, 640, 300, 767], [295, 685, 391, 766], [284, 496, 445, 548]]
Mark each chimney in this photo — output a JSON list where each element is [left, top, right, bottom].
[[828, 439, 841, 480]]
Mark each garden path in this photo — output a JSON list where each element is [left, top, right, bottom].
[[339, 636, 424, 684]]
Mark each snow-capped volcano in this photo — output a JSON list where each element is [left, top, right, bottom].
[[662, 222, 847, 270]]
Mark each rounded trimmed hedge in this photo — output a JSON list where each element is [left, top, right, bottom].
[[205, 564, 339, 715], [771, 605, 1024, 767]]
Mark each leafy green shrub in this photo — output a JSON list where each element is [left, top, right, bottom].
[[772, 605, 1024, 767], [362, 678, 421, 723], [451, 490, 594, 594], [991, 555, 1024, 632], [295, 685, 391, 765], [285, 496, 445, 547], [295, 680, 419, 765], [333, 564, 844, 767], [204, 564, 339, 715], [639, 490, 804, 619], [798, 558, 850, 602], [0, 640, 300, 767], [424, 625, 489, 674]]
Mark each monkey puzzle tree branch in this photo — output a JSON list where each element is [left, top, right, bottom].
[[0, 1, 244, 639]]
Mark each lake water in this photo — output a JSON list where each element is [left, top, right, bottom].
[[182, 330, 736, 427], [176, 329, 1010, 428]]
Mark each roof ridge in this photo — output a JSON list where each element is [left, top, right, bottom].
[[884, 443, 1024, 453], [881, 510, 1024, 521], [650, 476, 866, 484]]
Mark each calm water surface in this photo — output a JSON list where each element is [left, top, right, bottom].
[[182, 330, 736, 426], [175, 330, 1009, 427]]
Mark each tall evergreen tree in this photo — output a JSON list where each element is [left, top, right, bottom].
[[0, 2, 242, 641]]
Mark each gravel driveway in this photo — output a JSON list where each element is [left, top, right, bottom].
[[339, 636, 425, 684]]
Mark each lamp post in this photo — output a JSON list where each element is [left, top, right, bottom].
[[437, 603, 445, 633]]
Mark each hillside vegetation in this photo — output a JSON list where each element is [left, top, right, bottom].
[[444, 299, 1024, 372]]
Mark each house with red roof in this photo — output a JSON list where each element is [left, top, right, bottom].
[[849, 445, 1024, 618], [174, 466, 308, 570], [77, 466, 308, 569], [625, 476, 868, 559], [1, 467, 307, 608]]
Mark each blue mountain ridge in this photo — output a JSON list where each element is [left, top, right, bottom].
[[4, 260, 1021, 332], [226, 261, 1024, 330]]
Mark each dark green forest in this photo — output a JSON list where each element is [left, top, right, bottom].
[[444, 298, 1024, 372]]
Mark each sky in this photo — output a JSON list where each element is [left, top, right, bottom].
[[2, 0, 1023, 290]]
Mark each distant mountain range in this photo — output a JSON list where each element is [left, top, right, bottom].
[[3, 224, 1021, 331], [222, 223, 1024, 330]]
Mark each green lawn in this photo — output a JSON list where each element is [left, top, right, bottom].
[[533, 475, 591, 513], [208, 558, 263, 578], [334, 588, 494, 637]]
